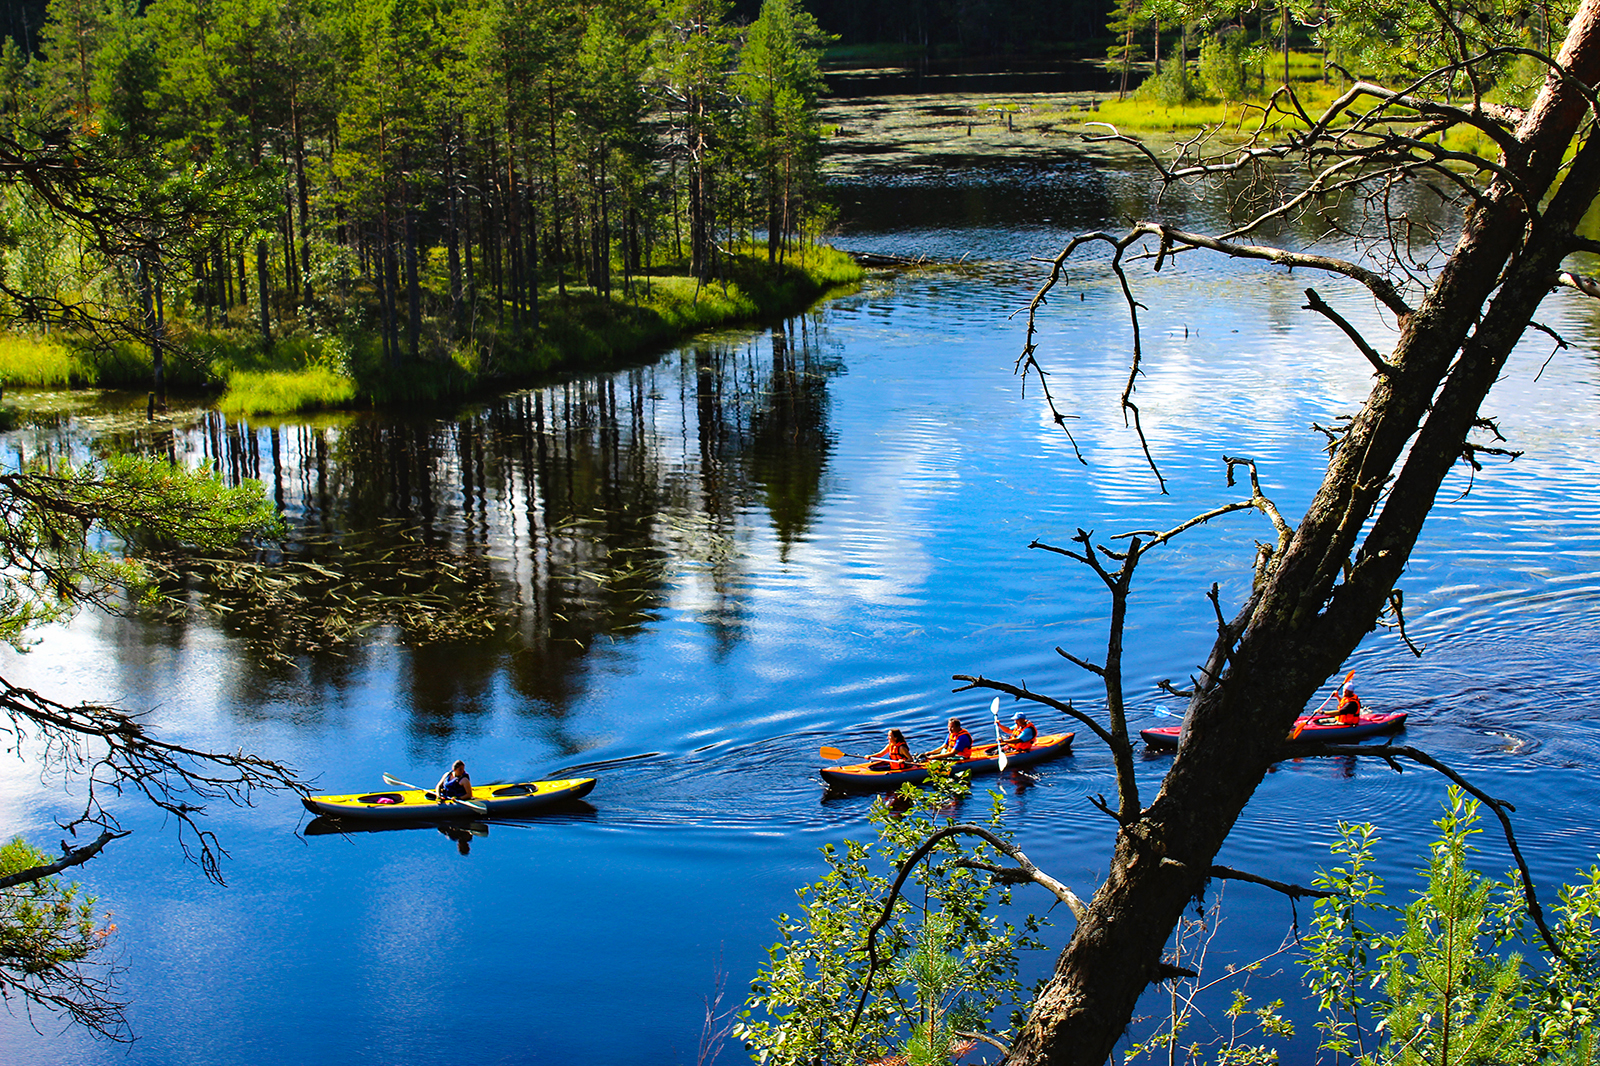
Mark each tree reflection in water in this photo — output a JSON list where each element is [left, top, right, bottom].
[[65, 313, 842, 737]]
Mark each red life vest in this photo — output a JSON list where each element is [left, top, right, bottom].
[[1006, 717, 1036, 751], [884, 739, 910, 769]]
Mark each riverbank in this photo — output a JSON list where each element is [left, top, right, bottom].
[[0, 243, 863, 417]]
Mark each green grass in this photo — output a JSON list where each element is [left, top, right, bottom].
[[0, 334, 77, 387], [1088, 96, 1239, 133], [219, 364, 358, 416]]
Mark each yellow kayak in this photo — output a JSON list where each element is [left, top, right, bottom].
[[301, 778, 596, 820]]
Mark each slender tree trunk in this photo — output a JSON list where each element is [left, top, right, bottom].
[[405, 178, 421, 360], [137, 249, 165, 411], [548, 78, 566, 299], [448, 158, 463, 337], [293, 95, 313, 303], [255, 239, 271, 342]]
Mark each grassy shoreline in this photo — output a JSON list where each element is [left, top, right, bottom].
[[0, 243, 864, 418]]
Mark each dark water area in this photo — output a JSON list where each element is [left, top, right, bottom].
[[4, 142, 1600, 1066]]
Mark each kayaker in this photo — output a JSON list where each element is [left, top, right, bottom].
[[1310, 683, 1362, 727], [869, 729, 912, 770], [1333, 683, 1361, 725], [925, 718, 973, 761], [436, 760, 473, 801], [999, 711, 1037, 752]]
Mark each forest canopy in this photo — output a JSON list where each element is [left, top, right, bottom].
[[0, 0, 836, 399]]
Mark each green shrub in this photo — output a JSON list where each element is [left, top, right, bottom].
[[736, 777, 1048, 1065], [1199, 31, 1250, 102], [1136, 58, 1201, 106]]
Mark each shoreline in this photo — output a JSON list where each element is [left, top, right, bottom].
[[0, 246, 865, 419]]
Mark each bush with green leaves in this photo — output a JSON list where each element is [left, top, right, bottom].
[[0, 837, 120, 1038], [1303, 788, 1600, 1066], [1198, 31, 1250, 102], [1135, 59, 1202, 106], [736, 775, 1049, 1065]]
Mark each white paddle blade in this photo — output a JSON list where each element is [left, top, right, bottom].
[[991, 697, 1008, 770]]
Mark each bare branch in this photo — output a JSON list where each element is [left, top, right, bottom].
[[1207, 864, 1337, 901], [952, 675, 1113, 748], [1303, 288, 1399, 376], [0, 680, 307, 885], [1555, 270, 1600, 299]]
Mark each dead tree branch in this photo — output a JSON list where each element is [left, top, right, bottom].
[[951, 676, 1112, 747], [0, 680, 307, 885], [1303, 288, 1399, 376], [0, 830, 128, 891], [1207, 864, 1337, 901], [1555, 270, 1600, 299]]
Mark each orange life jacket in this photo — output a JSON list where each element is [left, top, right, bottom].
[[1005, 717, 1036, 751], [1335, 691, 1361, 725], [884, 739, 910, 769]]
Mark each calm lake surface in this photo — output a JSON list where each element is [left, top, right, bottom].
[[4, 106, 1600, 1064]]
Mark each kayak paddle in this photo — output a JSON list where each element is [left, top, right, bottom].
[[820, 746, 874, 761], [383, 772, 488, 813], [991, 697, 1008, 771], [1291, 670, 1355, 739]]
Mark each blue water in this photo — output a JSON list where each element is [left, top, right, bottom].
[[3, 149, 1599, 1065]]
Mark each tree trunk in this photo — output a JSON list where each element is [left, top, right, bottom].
[[405, 182, 421, 361], [292, 95, 313, 303], [1003, 4, 1600, 1061], [255, 238, 271, 342]]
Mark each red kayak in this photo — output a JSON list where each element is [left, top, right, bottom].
[[1139, 711, 1407, 750]]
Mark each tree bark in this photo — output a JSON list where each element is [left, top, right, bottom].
[[1004, 3, 1600, 1062]]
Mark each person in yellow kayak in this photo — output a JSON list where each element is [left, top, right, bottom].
[[999, 710, 1037, 752], [436, 759, 473, 801], [869, 729, 912, 770], [924, 718, 973, 761]]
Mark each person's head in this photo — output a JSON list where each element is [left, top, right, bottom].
[[1013, 712, 1027, 723], [947, 718, 961, 732], [452, 759, 465, 772], [888, 728, 906, 744]]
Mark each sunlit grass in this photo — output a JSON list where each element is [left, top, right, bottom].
[[219, 365, 358, 416], [0, 334, 78, 386]]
